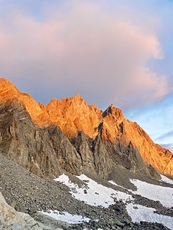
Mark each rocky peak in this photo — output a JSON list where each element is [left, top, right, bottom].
[[44, 95, 102, 138], [0, 78, 48, 125], [69, 93, 84, 103], [102, 104, 124, 120], [0, 78, 173, 177], [0, 78, 17, 89], [0, 78, 19, 101]]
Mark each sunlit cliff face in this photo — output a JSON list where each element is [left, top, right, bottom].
[[0, 78, 173, 176]]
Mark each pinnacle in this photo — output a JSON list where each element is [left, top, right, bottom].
[[0, 78, 14, 87], [0, 77, 11, 83], [102, 103, 124, 119], [0, 78, 17, 87], [0, 78, 19, 99], [70, 94, 84, 101]]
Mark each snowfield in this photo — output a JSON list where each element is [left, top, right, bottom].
[[130, 179, 173, 208], [41, 210, 90, 224], [108, 180, 125, 189], [46, 174, 173, 229], [126, 203, 173, 230], [55, 174, 132, 207], [160, 175, 173, 185]]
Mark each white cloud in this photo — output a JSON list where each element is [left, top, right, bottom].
[[125, 95, 173, 148]]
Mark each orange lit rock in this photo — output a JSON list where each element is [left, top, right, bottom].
[[0, 78, 172, 177]]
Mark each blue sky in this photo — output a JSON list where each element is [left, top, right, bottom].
[[0, 0, 172, 151]]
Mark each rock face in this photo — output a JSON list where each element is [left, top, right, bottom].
[[0, 94, 82, 178], [0, 78, 173, 178], [0, 192, 50, 230]]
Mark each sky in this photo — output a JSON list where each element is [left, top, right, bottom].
[[0, 0, 172, 151]]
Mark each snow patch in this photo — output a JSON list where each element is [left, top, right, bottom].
[[41, 210, 90, 224], [108, 180, 125, 189], [126, 203, 173, 230], [55, 174, 173, 229], [160, 175, 173, 185], [130, 179, 173, 208], [55, 174, 133, 207]]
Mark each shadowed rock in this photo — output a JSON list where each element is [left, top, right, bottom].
[[0, 78, 172, 179]]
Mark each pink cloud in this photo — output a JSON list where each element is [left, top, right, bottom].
[[0, 1, 170, 108]]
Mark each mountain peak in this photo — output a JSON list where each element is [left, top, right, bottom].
[[0, 78, 44, 123], [71, 94, 83, 100], [0, 78, 19, 101], [0, 78, 173, 177], [102, 104, 124, 120], [68, 94, 86, 105], [0, 78, 15, 88], [0, 77, 14, 85], [0, 78, 18, 91]]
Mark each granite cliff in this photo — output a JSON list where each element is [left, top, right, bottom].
[[0, 78, 172, 179]]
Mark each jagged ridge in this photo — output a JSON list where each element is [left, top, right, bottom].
[[0, 78, 172, 178]]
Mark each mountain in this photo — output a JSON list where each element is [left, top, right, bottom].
[[0, 78, 172, 181], [1, 151, 172, 229], [0, 78, 173, 229]]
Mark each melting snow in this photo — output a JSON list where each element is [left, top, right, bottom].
[[41, 210, 90, 224], [127, 203, 173, 230], [130, 179, 173, 208], [160, 175, 173, 185], [55, 174, 132, 207], [108, 180, 125, 189], [54, 174, 173, 229]]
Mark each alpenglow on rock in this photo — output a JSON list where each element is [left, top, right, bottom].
[[0, 78, 172, 179]]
